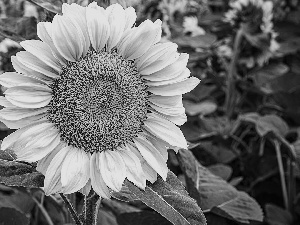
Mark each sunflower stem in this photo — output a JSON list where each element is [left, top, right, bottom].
[[84, 191, 100, 225], [60, 194, 82, 225], [274, 140, 289, 210], [225, 28, 243, 118]]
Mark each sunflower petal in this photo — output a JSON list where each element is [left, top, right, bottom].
[[20, 40, 61, 72], [44, 146, 70, 195], [148, 77, 200, 96], [106, 4, 126, 50], [90, 152, 111, 198], [86, 4, 110, 50], [119, 144, 146, 189], [99, 150, 126, 192], [0, 72, 44, 88], [52, 14, 85, 62], [143, 113, 188, 149], [4, 84, 52, 108], [133, 135, 168, 180], [61, 147, 90, 194]]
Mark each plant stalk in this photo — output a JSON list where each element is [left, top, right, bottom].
[[84, 191, 101, 225], [60, 194, 82, 225], [274, 140, 289, 210], [225, 29, 243, 118]]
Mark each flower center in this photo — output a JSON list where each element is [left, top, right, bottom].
[[47, 50, 148, 153]]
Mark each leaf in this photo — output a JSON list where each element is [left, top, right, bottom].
[[0, 159, 44, 188], [183, 100, 217, 116], [240, 113, 289, 137], [269, 72, 300, 93], [199, 142, 237, 164], [0, 17, 37, 42], [207, 164, 232, 181], [177, 149, 264, 224], [97, 208, 118, 225], [256, 115, 289, 137], [265, 204, 293, 225], [113, 171, 207, 225], [0, 207, 29, 225], [0, 189, 35, 214], [173, 34, 217, 49], [117, 211, 172, 225], [29, 0, 62, 14], [251, 63, 289, 93]]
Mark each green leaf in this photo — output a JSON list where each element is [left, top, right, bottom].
[[0, 207, 29, 225], [177, 149, 263, 224], [29, 0, 62, 14], [207, 164, 232, 181], [265, 204, 293, 225], [0, 159, 44, 188], [173, 34, 217, 49], [117, 211, 172, 225], [240, 113, 289, 137], [250, 63, 289, 93], [0, 17, 37, 42], [113, 171, 207, 225]]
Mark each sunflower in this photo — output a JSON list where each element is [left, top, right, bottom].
[[0, 2, 199, 197]]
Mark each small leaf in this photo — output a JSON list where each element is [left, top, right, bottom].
[[0, 159, 44, 188], [117, 211, 172, 225], [113, 171, 207, 225], [183, 100, 217, 116], [265, 204, 293, 225], [207, 164, 232, 181], [177, 149, 263, 223], [240, 113, 289, 137], [256, 115, 289, 137]]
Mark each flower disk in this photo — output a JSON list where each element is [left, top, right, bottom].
[[48, 50, 148, 153]]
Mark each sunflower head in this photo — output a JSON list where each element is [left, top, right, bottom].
[[225, 0, 274, 34], [0, 2, 199, 196]]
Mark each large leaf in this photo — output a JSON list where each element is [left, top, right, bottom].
[[117, 211, 172, 225], [112, 171, 207, 225], [177, 149, 263, 224], [0, 150, 44, 188], [0, 17, 37, 42], [0, 207, 29, 225]]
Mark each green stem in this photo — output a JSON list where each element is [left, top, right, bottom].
[[60, 194, 82, 225], [32, 196, 54, 225], [225, 29, 243, 118], [84, 191, 101, 225], [274, 140, 289, 210]]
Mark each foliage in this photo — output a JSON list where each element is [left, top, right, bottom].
[[0, 0, 300, 225]]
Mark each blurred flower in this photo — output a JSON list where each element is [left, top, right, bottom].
[[225, 0, 273, 34], [0, 38, 21, 53], [183, 16, 206, 36], [23, 1, 39, 18], [159, 0, 188, 19], [225, 0, 279, 66], [0, 2, 199, 197]]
